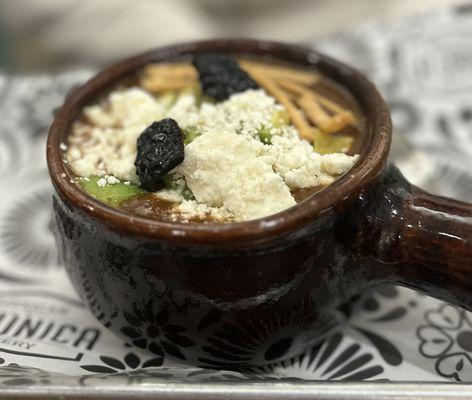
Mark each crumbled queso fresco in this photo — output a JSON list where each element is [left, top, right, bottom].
[[66, 87, 358, 222]]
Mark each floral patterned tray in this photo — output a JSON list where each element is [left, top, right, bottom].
[[1, 4, 472, 398]]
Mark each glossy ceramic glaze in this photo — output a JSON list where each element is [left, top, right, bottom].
[[47, 40, 472, 368]]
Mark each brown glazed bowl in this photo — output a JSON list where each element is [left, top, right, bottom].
[[47, 40, 472, 369]]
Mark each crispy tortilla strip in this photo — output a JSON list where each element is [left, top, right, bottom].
[[298, 95, 333, 132], [140, 63, 198, 93], [279, 80, 357, 133], [313, 93, 346, 114], [310, 92, 356, 120], [250, 72, 316, 142], [278, 80, 356, 118], [143, 63, 197, 79], [277, 79, 310, 96], [239, 59, 321, 85], [141, 77, 197, 92], [324, 111, 357, 133], [310, 94, 357, 131], [298, 95, 356, 134]]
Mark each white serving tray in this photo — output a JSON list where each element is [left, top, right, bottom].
[[1, 4, 472, 392]]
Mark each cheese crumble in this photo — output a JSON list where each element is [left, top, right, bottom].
[[67, 87, 358, 222]]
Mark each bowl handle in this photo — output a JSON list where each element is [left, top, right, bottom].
[[357, 165, 472, 309]]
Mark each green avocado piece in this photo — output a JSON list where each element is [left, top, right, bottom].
[[313, 130, 354, 155], [162, 174, 180, 191], [258, 126, 272, 144], [163, 174, 195, 201], [78, 176, 145, 207], [271, 109, 290, 128], [183, 126, 201, 145]]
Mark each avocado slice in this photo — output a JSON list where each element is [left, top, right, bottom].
[[78, 175, 145, 207], [313, 130, 354, 155]]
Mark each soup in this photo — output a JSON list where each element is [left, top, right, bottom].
[[64, 54, 364, 223]]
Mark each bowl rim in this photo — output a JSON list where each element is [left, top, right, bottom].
[[47, 39, 391, 247]]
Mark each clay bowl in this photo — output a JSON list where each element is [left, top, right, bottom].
[[47, 39, 472, 368]]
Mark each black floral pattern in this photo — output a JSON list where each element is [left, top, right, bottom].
[[81, 352, 164, 374], [197, 300, 340, 369], [339, 286, 406, 367], [301, 333, 384, 380], [252, 332, 385, 381], [0, 188, 59, 270], [417, 304, 472, 381], [119, 300, 195, 361]]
